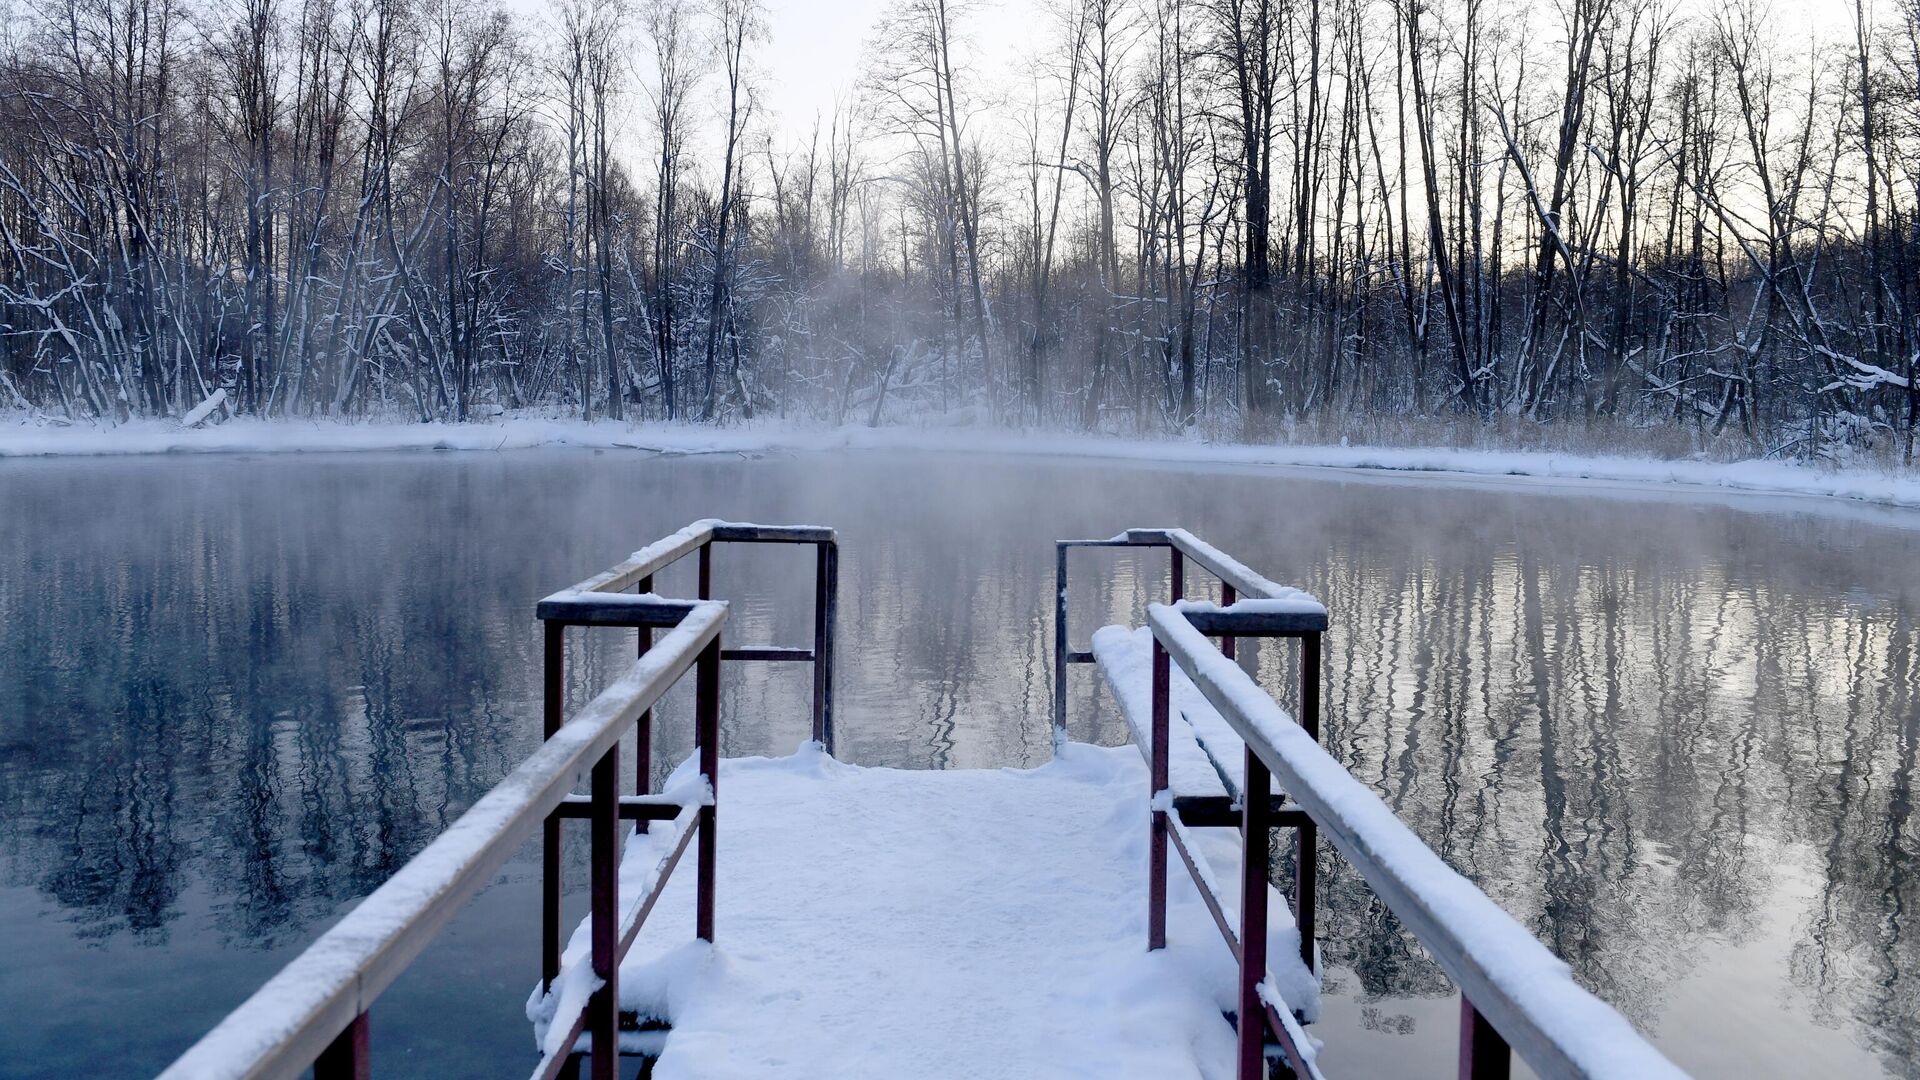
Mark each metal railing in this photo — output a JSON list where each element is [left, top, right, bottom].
[[1055, 527, 1320, 741], [1060, 529, 1685, 1080], [531, 519, 837, 1080], [1056, 527, 1327, 1076], [157, 598, 728, 1080], [537, 518, 837, 751], [158, 519, 837, 1080]]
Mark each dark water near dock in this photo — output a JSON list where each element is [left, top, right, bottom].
[[0, 448, 1915, 1077]]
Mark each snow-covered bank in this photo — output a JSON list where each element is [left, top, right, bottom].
[[4, 414, 1919, 511]]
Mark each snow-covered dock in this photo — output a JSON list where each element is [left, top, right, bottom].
[[159, 520, 1688, 1080], [529, 743, 1310, 1078]]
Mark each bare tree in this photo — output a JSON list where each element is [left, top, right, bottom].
[[698, 0, 761, 419]]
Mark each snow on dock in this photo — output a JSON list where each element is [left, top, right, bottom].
[[529, 741, 1314, 1079]]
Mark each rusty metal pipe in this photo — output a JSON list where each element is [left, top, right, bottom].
[[312, 1011, 368, 1080], [542, 621, 565, 993], [1149, 636, 1171, 951], [1237, 747, 1273, 1080], [1460, 997, 1513, 1080], [587, 744, 619, 1080], [696, 637, 720, 941]]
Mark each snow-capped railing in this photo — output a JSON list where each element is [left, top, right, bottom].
[[1062, 529, 1683, 1078], [156, 598, 730, 1080], [1058, 528, 1329, 1078], [538, 519, 838, 750], [160, 520, 838, 1080], [531, 521, 837, 1079], [1053, 527, 1325, 746], [1147, 603, 1685, 1079]]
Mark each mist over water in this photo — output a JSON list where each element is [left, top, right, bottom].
[[0, 449, 1915, 1077]]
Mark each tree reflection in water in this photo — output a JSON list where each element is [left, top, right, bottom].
[[0, 451, 1914, 1077]]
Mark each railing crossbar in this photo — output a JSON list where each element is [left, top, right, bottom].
[[1054, 528, 1326, 739], [540, 520, 837, 751], [529, 800, 704, 1080], [553, 520, 836, 598]]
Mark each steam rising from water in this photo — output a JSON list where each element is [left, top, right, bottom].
[[0, 450, 1914, 1076]]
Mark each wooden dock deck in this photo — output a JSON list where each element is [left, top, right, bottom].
[[159, 520, 1687, 1080]]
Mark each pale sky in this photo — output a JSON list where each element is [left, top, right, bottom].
[[760, 0, 892, 130], [754, 0, 1043, 147], [744, 0, 1853, 146], [616, 0, 1856, 181]]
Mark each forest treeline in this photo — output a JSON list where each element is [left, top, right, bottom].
[[1, 0, 1916, 461]]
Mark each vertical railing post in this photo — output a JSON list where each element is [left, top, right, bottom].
[[636, 575, 653, 833], [812, 541, 837, 753], [1053, 542, 1069, 749], [587, 741, 619, 1080], [1459, 998, 1512, 1080], [696, 538, 716, 937], [1220, 583, 1236, 660], [1296, 631, 1321, 971], [696, 634, 721, 941], [821, 540, 838, 753], [541, 620, 565, 993], [1238, 746, 1273, 1080], [1150, 542, 1182, 954], [1148, 634, 1171, 951], [314, 1011, 369, 1080]]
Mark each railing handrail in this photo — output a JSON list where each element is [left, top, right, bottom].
[[547, 519, 836, 599], [157, 601, 729, 1080], [540, 518, 838, 753], [1054, 527, 1329, 744], [1146, 601, 1685, 1079], [1059, 527, 1326, 617], [1121, 528, 1328, 617]]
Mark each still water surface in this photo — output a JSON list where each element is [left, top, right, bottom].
[[1, 449, 1916, 1077]]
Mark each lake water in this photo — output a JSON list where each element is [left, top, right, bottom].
[[1, 448, 1916, 1078]]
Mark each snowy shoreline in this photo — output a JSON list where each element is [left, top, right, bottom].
[[4, 415, 1920, 511]]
